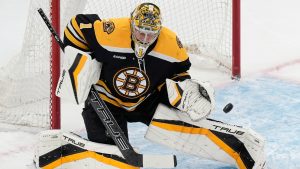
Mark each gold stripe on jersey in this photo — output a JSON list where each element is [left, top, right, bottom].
[[94, 18, 132, 49], [71, 17, 87, 41], [114, 95, 146, 108], [97, 80, 112, 94], [95, 82, 147, 111], [172, 72, 190, 79], [99, 93, 146, 112], [67, 22, 86, 45], [151, 27, 189, 62], [99, 93, 121, 108], [64, 28, 89, 50]]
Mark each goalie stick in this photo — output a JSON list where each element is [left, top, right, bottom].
[[37, 8, 177, 168]]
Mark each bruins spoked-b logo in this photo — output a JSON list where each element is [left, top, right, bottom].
[[103, 20, 115, 34], [113, 67, 150, 99]]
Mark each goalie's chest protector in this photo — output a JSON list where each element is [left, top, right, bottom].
[[81, 17, 190, 107]]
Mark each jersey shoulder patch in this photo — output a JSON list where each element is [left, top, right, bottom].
[[102, 20, 115, 34], [94, 17, 132, 50]]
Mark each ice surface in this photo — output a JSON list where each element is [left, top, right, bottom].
[[1, 0, 300, 168]]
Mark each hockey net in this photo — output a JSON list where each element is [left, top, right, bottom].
[[0, 0, 240, 129]]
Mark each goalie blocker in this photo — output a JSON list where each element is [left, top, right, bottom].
[[55, 46, 102, 104], [145, 104, 267, 169]]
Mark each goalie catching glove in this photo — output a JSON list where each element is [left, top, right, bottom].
[[55, 46, 102, 104], [166, 79, 215, 121]]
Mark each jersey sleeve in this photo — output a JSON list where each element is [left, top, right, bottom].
[[172, 56, 191, 77], [155, 33, 192, 91], [63, 14, 101, 52], [168, 35, 192, 81], [173, 35, 191, 75], [152, 27, 192, 80]]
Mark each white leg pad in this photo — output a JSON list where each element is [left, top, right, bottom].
[[145, 104, 267, 169], [34, 130, 139, 169]]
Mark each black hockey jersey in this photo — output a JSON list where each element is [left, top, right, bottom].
[[63, 14, 191, 111]]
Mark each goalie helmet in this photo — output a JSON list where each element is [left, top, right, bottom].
[[131, 3, 162, 59]]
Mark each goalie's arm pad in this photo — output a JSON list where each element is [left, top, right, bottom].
[[56, 46, 102, 104], [166, 78, 215, 121]]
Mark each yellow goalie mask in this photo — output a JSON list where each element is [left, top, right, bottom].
[[131, 3, 162, 59]]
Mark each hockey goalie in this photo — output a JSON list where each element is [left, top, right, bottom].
[[35, 2, 266, 169]]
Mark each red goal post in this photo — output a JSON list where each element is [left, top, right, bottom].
[[50, 0, 61, 129], [232, 0, 241, 79]]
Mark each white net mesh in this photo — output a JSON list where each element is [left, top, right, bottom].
[[0, 0, 52, 129], [0, 0, 234, 129]]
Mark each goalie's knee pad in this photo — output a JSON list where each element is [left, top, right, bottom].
[[34, 130, 139, 169], [145, 104, 266, 169]]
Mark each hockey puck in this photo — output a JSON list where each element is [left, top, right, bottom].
[[223, 103, 233, 113]]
